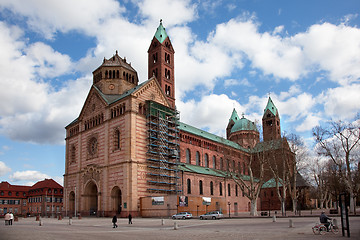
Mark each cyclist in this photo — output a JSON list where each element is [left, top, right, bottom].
[[320, 211, 331, 231]]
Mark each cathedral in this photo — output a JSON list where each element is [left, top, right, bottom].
[[64, 21, 296, 217]]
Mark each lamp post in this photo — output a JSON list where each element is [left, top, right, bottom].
[[228, 202, 231, 218], [197, 205, 199, 216]]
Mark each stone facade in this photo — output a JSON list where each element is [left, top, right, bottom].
[[64, 21, 297, 218]]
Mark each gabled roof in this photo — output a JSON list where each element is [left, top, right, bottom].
[[253, 138, 289, 153], [30, 179, 62, 190], [262, 178, 283, 188], [154, 20, 168, 44], [0, 181, 31, 192], [263, 96, 278, 117], [93, 51, 136, 73], [178, 122, 250, 153]]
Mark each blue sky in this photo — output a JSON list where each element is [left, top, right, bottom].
[[0, 0, 359, 186]]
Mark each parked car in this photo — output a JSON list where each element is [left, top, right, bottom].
[[199, 211, 223, 220], [172, 212, 193, 219]]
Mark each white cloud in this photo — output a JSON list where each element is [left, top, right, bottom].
[[178, 94, 243, 137], [320, 84, 360, 120], [137, 0, 197, 27], [294, 22, 360, 85], [0, 161, 11, 176], [10, 170, 50, 184], [296, 114, 321, 132], [0, 22, 91, 144], [0, 0, 123, 39]]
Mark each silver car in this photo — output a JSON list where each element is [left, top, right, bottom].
[[199, 211, 223, 220], [172, 212, 193, 219]]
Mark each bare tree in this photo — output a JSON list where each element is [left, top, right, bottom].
[[313, 119, 360, 213], [286, 133, 309, 212], [311, 158, 330, 209], [228, 149, 266, 216]]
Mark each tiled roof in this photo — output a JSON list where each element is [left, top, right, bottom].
[[94, 79, 150, 105], [93, 51, 136, 73], [178, 122, 250, 153], [0, 181, 31, 192], [30, 179, 63, 190]]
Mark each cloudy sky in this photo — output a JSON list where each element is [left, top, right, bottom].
[[0, 0, 359, 186]]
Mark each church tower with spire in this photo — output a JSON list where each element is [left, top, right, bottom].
[[148, 20, 175, 109], [262, 97, 281, 141]]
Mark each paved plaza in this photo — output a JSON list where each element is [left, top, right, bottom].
[[1, 215, 359, 240]]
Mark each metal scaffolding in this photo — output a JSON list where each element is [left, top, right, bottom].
[[146, 100, 180, 193]]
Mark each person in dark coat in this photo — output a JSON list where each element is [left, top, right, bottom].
[[320, 211, 331, 231], [112, 215, 118, 228], [128, 214, 132, 224]]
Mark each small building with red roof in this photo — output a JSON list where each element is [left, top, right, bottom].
[[0, 179, 63, 217]]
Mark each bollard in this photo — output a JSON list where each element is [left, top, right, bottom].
[[174, 222, 178, 230], [289, 219, 294, 228], [69, 218, 72, 225], [272, 215, 276, 222], [58, 215, 62, 220], [161, 219, 164, 225], [36, 215, 40, 221], [39, 220, 43, 226]]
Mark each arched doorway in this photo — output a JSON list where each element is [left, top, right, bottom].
[[84, 181, 98, 216], [69, 191, 75, 216], [111, 187, 122, 214]]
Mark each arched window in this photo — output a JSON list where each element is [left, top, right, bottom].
[[187, 179, 191, 194], [228, 184, 231, 196], [236, 185, 238, 196], [196, 151, 200, 166], [227, 160, 230, 171], [243, 162, 246, 175], [213, 156, 216, 169], [199, 180, 203, 195], [219, 182, 223, 196], [71, 145, 76, 163], [116, 70, 119, 78], [205, 154, 209, 168], [210, 181, 214, 195], [186, 149, 191, 164], [114, 129, 120, 150], [105, 70, 108, 79]]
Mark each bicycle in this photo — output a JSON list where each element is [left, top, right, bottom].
[[312, 219, 339, 235]]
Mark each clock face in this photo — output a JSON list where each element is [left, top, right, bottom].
[[108, 84, 115, 90]]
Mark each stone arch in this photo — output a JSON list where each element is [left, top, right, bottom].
[[111, 186, 122, 214], [84, 180, 98, 216], [68, 191, 75, 216]]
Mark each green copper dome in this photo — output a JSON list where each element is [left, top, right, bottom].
[[154, 20, 168, 44], [230, 115, 258, 133]]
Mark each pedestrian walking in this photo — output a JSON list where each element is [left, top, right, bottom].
[[112, 215, 118, 228], [9, 212, 14, 225], [128, 214, 132, 224], [4, 212, 10, 225]]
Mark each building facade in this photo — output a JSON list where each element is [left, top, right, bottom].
[[0, 179, 63, 217], [64, 21, 296, 218]]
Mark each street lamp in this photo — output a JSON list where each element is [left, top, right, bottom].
[[228, 202, 231, 218], [197, 205, 199, 216]]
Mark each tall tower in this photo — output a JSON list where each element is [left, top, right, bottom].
[[148, 20, 175, 109], [262, 97, 281, 141]]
